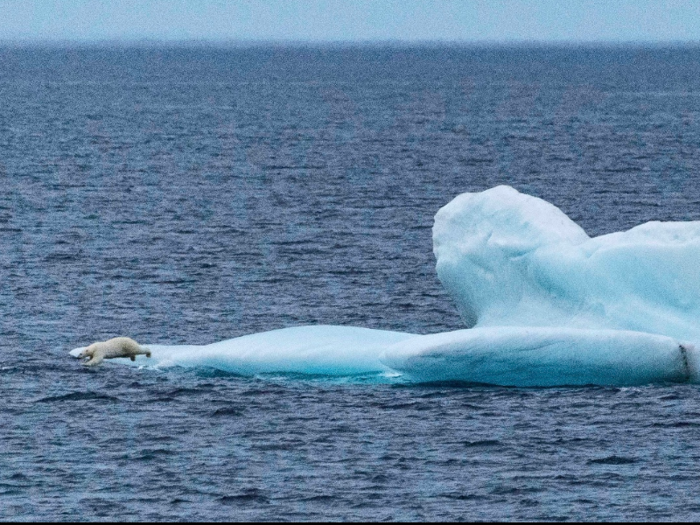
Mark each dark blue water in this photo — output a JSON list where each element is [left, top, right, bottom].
[[2, 44, 700, 521]]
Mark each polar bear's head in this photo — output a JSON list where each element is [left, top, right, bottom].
[[77, 345, 96, 359]]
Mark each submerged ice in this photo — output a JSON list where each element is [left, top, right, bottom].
[[71, 186, 700, 386]]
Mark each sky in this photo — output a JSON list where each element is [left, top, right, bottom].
[[1, 0, 700, 43]]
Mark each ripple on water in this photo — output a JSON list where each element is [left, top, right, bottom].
[[35, 392, 121, 403]]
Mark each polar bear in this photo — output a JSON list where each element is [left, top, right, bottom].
[[77, 337, 151, 366]]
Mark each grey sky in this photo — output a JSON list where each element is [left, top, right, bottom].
[[1, 0, 699, 43]]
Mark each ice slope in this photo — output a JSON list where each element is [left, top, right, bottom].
[[70, 325, 413, 377]]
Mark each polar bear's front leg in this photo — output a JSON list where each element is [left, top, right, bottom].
[[83, 353, 104, 366]]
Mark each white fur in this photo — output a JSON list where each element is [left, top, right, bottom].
[[78, 337, 151, 366]]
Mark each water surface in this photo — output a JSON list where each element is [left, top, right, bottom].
[[2, 44, 700, 521]]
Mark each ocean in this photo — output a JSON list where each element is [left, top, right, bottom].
[[2, 44, 700, 520]]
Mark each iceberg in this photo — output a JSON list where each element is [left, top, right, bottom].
[[71, 186, 700, 386]]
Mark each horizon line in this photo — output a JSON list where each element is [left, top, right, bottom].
[[2, 38, 700, 48]]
